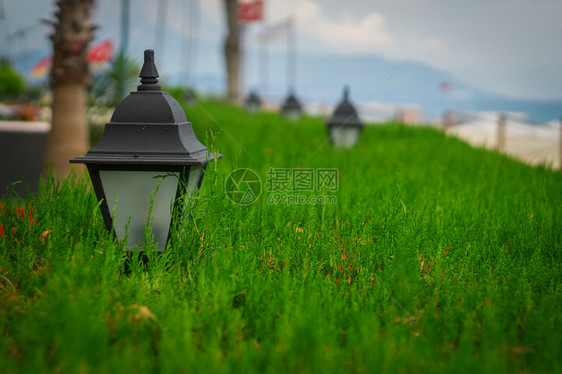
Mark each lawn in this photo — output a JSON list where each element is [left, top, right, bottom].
[[1, 97, 561, 373]]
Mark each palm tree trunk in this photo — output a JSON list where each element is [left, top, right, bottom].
[[45, 83, 89, 176], [223, 0, 240, 104], [43, 0, 94, 178]]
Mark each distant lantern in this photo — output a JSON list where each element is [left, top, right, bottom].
[[71, 50, 222, 254], [184, 87, 197, 105], [244, 91, 262, 114], [281, 91, 302, 120], [326, 86, 364, 149]]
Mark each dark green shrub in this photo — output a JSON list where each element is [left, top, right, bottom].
[[0, 63, 25, 100]]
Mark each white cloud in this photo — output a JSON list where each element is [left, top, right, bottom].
[[421, 37, 445, 52], [261, 0, 449, 60], [305, 11, 392, 53], [273, 0, 393, 54], [6, 0, 562, 100]]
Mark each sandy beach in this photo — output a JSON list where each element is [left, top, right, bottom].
[[446, 114, 561, 170]]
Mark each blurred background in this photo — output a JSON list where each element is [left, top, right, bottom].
[[2, 0, 562, 119], [0, 0, 561, 194]]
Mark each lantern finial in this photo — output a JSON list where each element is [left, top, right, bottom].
[[138, 49, 161, 91]]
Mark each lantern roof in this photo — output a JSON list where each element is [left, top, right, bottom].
[[281, 92, 302, 111], [71, 50, 220, 166], [326, 86, 363, 127], [245, 91, 261, 106]]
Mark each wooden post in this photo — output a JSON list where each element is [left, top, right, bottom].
[[497, 113, 506, 152], [442, 110, 453, 131]]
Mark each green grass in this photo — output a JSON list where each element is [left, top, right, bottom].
[[1, 98, 561, 373]]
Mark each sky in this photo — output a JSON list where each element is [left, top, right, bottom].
[[2, 0, 562, 101]]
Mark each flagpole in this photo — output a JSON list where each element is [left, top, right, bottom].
[[180, 0, 190, 87], [258, 1, 267, 101], [120, 0, 129, 55], [187, 0, 196, 88], [0, 0, 5, 58], [193, 0, 199, 88], [155, 0, 169, 66], [286, 15, 291, 92], [286, 14, 297, 93], [259, 32, 267, 100], [239, 0, 264, 102], [118, 0, 130, 101]]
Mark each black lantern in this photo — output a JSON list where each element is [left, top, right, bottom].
[[244, 91, 262, 114], [281, 91, 303, 120], [71, 50, 221, 252], [326, 86, 364, 149]]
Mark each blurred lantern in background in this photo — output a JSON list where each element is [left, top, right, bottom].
[[281, 91, 302, 120], [244, 90, 261, 113], [326, 86, 364, 149], [71, 50, 221, 253]]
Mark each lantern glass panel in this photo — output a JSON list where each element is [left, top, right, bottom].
[[99, 170, 179, 251], [245, 102, 259, 113], [331, 126, 360, 149], [181, 166, 203, 212], [187, 166, 203, 193], [284, 109, 301, 120]]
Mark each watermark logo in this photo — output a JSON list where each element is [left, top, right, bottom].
[[225, 167, 338, 205], [267, 168, 339, 192], [225, 168, 262, 205], [267, 193, 337, 205], [267, 167, 338, 206]]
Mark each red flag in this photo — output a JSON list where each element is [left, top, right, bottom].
[[438, 81, 451, 92], [29, 39, 113, 78], [30, 56, 52, 78], [88, 39, 114, 65], [239, 0, 263, 23]]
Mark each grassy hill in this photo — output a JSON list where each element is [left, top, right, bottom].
[[1, 98, 561, 373]]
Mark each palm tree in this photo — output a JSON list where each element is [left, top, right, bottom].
[[44, 0, 95, 177], [90, 50, 139, 107]]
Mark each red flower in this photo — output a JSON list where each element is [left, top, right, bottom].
[[13, 206, 36, 224], [0, 205, 37, 237], [1, 204, 5, 237], [15, 207, 24, 219]]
